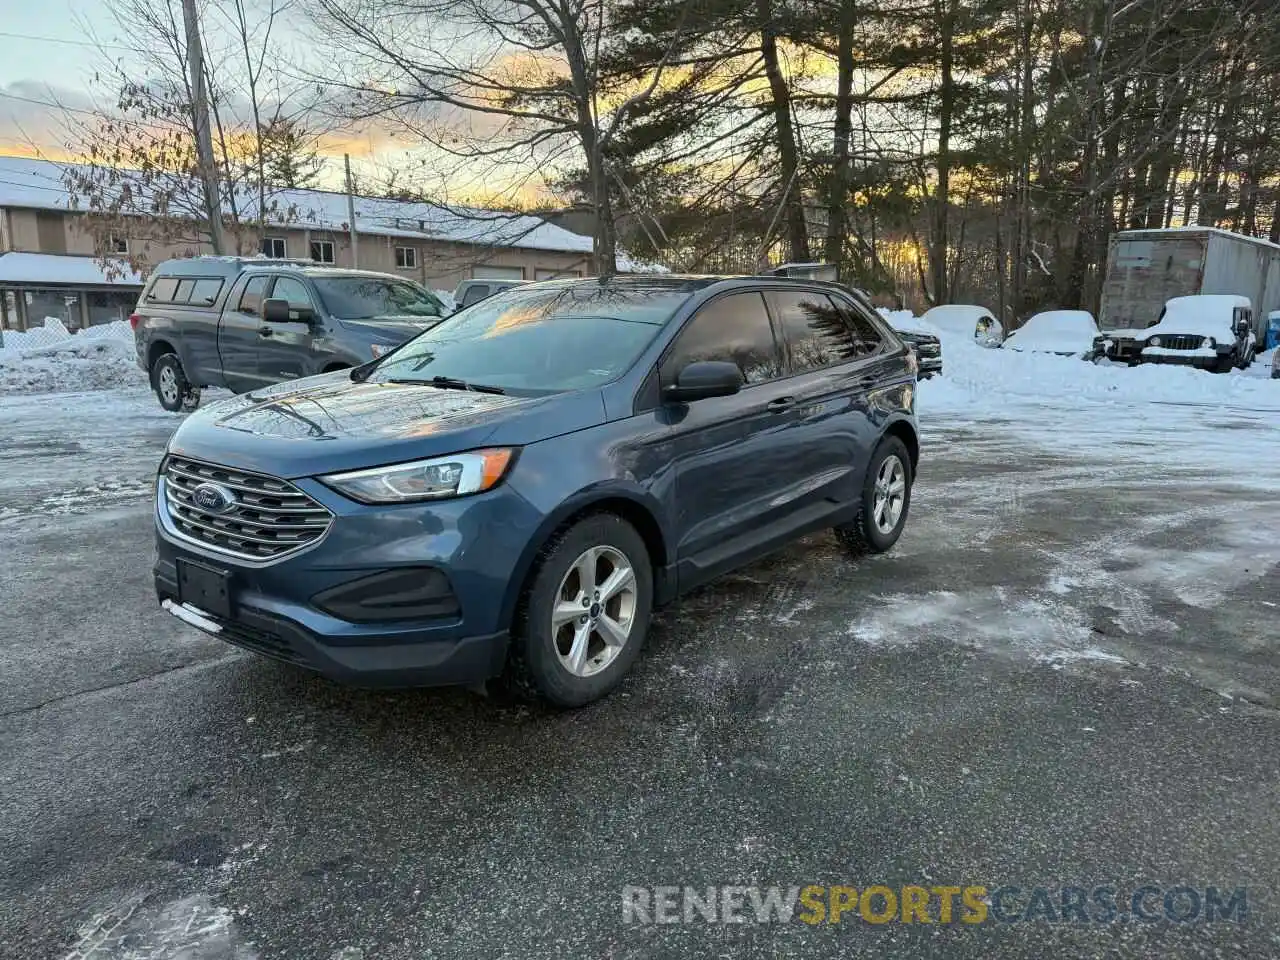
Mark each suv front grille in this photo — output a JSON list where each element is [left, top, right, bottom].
[[1158, 334, 1204, 351], [163, 455, 332, 561]]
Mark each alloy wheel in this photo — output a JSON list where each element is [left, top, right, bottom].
[[552, 545, 637, 678], [872, 455, 907, 535]]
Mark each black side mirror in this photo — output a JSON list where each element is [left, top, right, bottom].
[[663, 360, 743, 402], [262, 298, 314, 323]]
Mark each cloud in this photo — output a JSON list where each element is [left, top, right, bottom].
[[0, 79, 109, 158]]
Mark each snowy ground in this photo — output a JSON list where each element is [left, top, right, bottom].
[[1, 333, 1279, 958]]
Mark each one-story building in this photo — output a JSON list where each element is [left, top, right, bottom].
[[0, 155, 656, 332]]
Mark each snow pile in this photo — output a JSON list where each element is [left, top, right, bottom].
[[1003, 310, 1099, 356], [0, 319, 143, 394], [918, 332, 1280, 414]]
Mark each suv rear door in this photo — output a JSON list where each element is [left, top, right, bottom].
[[765, 287, 895, 513], [219, 274, 271, 392]]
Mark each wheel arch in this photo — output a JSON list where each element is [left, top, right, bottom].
[[147, 338, 179, 371], [498, 489, 672, 633], [882, 417, 919, 472]]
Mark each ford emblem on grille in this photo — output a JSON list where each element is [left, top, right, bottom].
[[191, 481, 237, 514]]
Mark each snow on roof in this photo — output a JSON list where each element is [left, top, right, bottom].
[[0, 252, 144, 286], [0, 156, 664, 272], [1116, 226, 1280, 252], [1166, 294, 1251, 313]]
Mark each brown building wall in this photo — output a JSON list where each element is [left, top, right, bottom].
[[5, 208, 593, 292]]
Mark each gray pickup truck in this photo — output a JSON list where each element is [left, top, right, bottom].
[[132, 257, 446, 411]]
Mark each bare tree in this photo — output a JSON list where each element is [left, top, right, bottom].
[[313, 0, 689, 275]]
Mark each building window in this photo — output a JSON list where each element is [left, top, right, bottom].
[[262, 236, 287, 258], [108, 235, 129, 255], [395, 246, 417, 269], [25, 289, 83, 331], [472, 265, 524, 281], [310, 240, 335, 264]]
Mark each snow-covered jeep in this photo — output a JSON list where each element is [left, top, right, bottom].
[[1137, 295, 1258, 373]]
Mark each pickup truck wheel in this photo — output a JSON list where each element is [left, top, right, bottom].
[[1213, 352, 1235, 374], [834, 435, 913, 555], [504, 513, 653, 708], [151, 354, 200, 413]]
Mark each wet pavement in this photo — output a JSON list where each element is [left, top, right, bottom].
[[2, 387, 1279, 959]]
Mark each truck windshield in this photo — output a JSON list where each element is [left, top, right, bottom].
[[369, 283, 693, 395], [313, 277, 443, 319]]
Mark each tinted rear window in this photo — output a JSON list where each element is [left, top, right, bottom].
[[190, 278, 223, 305], [145, 275, 224, 306], [148, 278, 180, 302]]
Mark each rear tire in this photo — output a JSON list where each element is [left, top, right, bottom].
[[504, 514, 653, 708], [834, 436, 913, 554], [151, 353, 201, 412]]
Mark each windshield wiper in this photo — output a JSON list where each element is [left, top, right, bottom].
[[386, 376, 505, 395]]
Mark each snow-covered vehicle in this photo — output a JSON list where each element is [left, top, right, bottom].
[[1003, 310, 1099, 357], [922, 304, 1003, 347], [877, 308, 942, 378], [1136, 294, 1258, 373]]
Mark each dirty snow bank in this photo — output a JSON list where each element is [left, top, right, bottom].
[[918, 333, 1279, 414], [0, 319, 144, 394]]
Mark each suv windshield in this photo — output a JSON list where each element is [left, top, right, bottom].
[[313, 277, 443, 319], [370, 283, 694, 395]]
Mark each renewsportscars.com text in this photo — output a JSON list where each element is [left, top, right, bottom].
[[622, 884, 1247, 925]]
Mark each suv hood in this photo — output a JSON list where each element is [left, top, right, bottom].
[[167, 372, 606, 479]]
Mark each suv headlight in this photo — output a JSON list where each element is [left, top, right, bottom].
[[321, 449, 514, 503], [1204, 337, 1215, 348], [1148, 336, 1162, 348], [369, 342, 394, 358]]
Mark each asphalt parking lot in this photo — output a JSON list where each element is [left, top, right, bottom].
[[2, 389, 1279, 959]]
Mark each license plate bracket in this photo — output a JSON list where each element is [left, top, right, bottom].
[[176, 559, 233, 619]]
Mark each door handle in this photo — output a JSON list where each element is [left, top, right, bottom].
[[766, 396, 797, 410], [258, 326, 274, 337]]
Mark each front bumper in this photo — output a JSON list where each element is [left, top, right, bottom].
[[1138, 349, 1223, 370], [153, 473, 540, 686]]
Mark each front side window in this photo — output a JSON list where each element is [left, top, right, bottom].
[[271, 276, 315, 310], [661, 292, 781, 386], [371, 283, 696, 395], [310, 240, 335, 264], [238, 276, 271, 314], [395, 246, 417, 269], [460, 284, 490, 307], [313, 277, 441, 319]]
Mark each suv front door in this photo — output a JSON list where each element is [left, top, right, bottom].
[[658, 291, 807, 585], [257, 275, 321, 383]]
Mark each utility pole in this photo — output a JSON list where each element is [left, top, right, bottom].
[[181, 0, 226, 254], [344, 154, 359, 268]]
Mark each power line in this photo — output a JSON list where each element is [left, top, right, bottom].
[[0, 30, 132, 51], [0, 91, 102, 118]]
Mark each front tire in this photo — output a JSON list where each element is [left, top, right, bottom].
[[835, 436, 913, 554], [505, 514, 653, 708], [151, 353, 201, 412]]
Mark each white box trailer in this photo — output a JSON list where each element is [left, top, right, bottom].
[[1098, 227, 1280, 341]]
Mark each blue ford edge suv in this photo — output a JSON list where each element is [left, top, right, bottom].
[[154, 276, 919, 706]]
